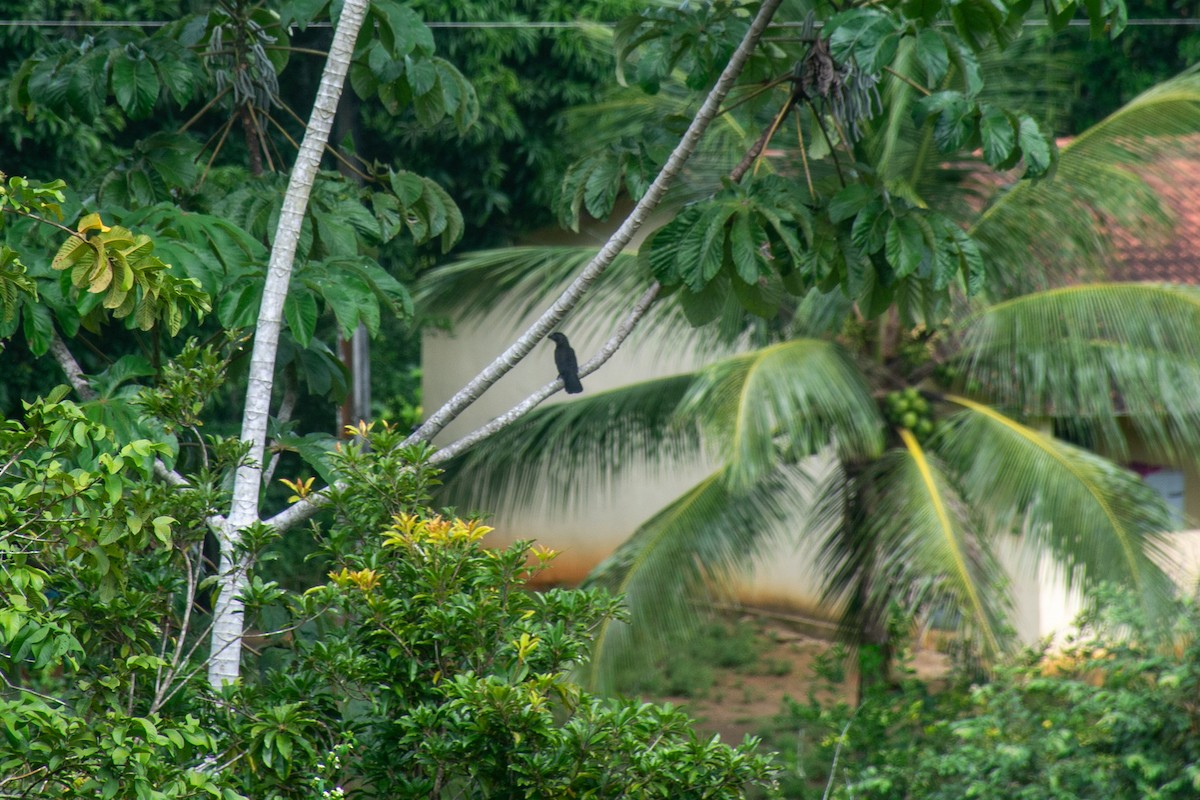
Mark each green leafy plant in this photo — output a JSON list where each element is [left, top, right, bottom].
[[766, 587, 1200, 799]]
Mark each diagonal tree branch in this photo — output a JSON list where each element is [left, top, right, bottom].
[[402, 0, 786, 447], [262, 283, 662, 531], [429, 282, 662, 464], [256, 0, 786, 535], [52, 326, 196, 489], [48, 327, 95, 401]]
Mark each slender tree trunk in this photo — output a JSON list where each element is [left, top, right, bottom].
[[263, 0, 786, 534], [207, 0, 371, 688]]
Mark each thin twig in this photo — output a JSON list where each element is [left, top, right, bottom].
[[822, 710, 857, 800], [274, 100, 374, 181], [405, 0, 787, 448], [4, 208, 89, 244], [430, 282, 662, 464], [180, 85, 233, 133], [717, 73, 793, 119], [199, 116, 237, 187], [751, 94, 800, 176], [883, 66, 931, 96], [796, 107, 816, 197], [262, 375, 298, 488], [246, 103, 276, 173], [813, 110, 846, 187]]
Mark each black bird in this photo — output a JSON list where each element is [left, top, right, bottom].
[[548, 332, 583, 394]]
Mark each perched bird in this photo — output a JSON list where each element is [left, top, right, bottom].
[[548, 332, 583, 394]]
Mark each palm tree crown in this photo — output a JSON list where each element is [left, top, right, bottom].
[[424, 62, 1200, 690]]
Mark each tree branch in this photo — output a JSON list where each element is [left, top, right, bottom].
[[261, 0, 786, 534], [47, 327, 95, 400], [403, 0, 786, 447], [430, 282, 662, 464]]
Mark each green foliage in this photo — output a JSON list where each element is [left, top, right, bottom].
[[50, 212, 211, 336], [1053, 0, 1200, 132], [349, 0, 478, 133], [610, 619, 766, 698], [289, 434, 779, 798], [768, 589, 1200, 799], [614, 1, 755, 94], [0, 175, 67, 321], [570, 0, 1132, 325], [361, 0, 642, 240], [1, 377, 780, 798], [0, 386, 231, 799]]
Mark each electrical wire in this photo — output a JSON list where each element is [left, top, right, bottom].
[[0, 18, 1196, 29]]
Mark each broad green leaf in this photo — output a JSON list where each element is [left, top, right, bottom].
[[902, 0, 943, 23], [390, 170, 424, 205], [284, 289, 318, 347], [695, 204, 736, 288], [885, 214, 926, 278], [828, 10, 901, 73], [851, 199, 888, 254], [730, 276, 776, 318], [404, 54, 436, 96], [918, 91, 977, 152], [22, 301, 53, 356], [913, 32, 949, 95], [111, 48, 159, 118], [412, 77, 446, 127], [1017, 115, 1053, 177], [729, 212, 770, 284], [948, 38, 984, 96], [583, 153, 623, 221], [216, 279, 263, 329], [678, 277, 728, 326], [829, 184, 877, 224], [979, 105, 1017, 166]]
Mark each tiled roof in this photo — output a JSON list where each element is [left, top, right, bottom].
[[1109, 150, 1200, 284]]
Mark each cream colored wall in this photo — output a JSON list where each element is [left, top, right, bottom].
[[422, 231, 1200, 645], [421, 281, 837, 620]]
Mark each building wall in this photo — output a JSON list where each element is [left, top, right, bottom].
[[423, 247, 1200, 646]]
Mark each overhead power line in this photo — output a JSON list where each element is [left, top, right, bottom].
[[0, 17, 1197, 29]]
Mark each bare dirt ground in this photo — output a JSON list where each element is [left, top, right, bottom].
[[654, 616, 950, 743]]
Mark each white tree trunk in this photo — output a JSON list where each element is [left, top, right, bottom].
[[262, 0, 785, 536], [207, 0, 372, 688]]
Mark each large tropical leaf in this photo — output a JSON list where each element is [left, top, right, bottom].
[[579, 461, 830, 692], [679, 339, 885, 490], [439, 374, 699, 514], [936, 396, 1175, 611], [956, 282, 1200, 463], [818, 433, 1006, 658], [417, 246, 642, 324], [971, 66, 1200, 297]]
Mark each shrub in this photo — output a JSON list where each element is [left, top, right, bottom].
[[284, 429, 780, 798], [0, 394, 779, 799], [765, 588, 1200, 799]]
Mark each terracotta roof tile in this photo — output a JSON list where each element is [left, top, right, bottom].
[[1110, 151, 1200, 283]]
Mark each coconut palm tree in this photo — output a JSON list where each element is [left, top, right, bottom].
[[422, 62, 1200, 690]]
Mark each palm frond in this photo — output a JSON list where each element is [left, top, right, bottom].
[[818, 435, 1007, 658], [417, 246, 643, 325], [936, 395, 1175, 609], [957, 282, 1200, 463], [680, 339, 885, 490], [438, 373, 699, 514], [579, 461, 831, 693], [972, 66, 1200, 296]]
